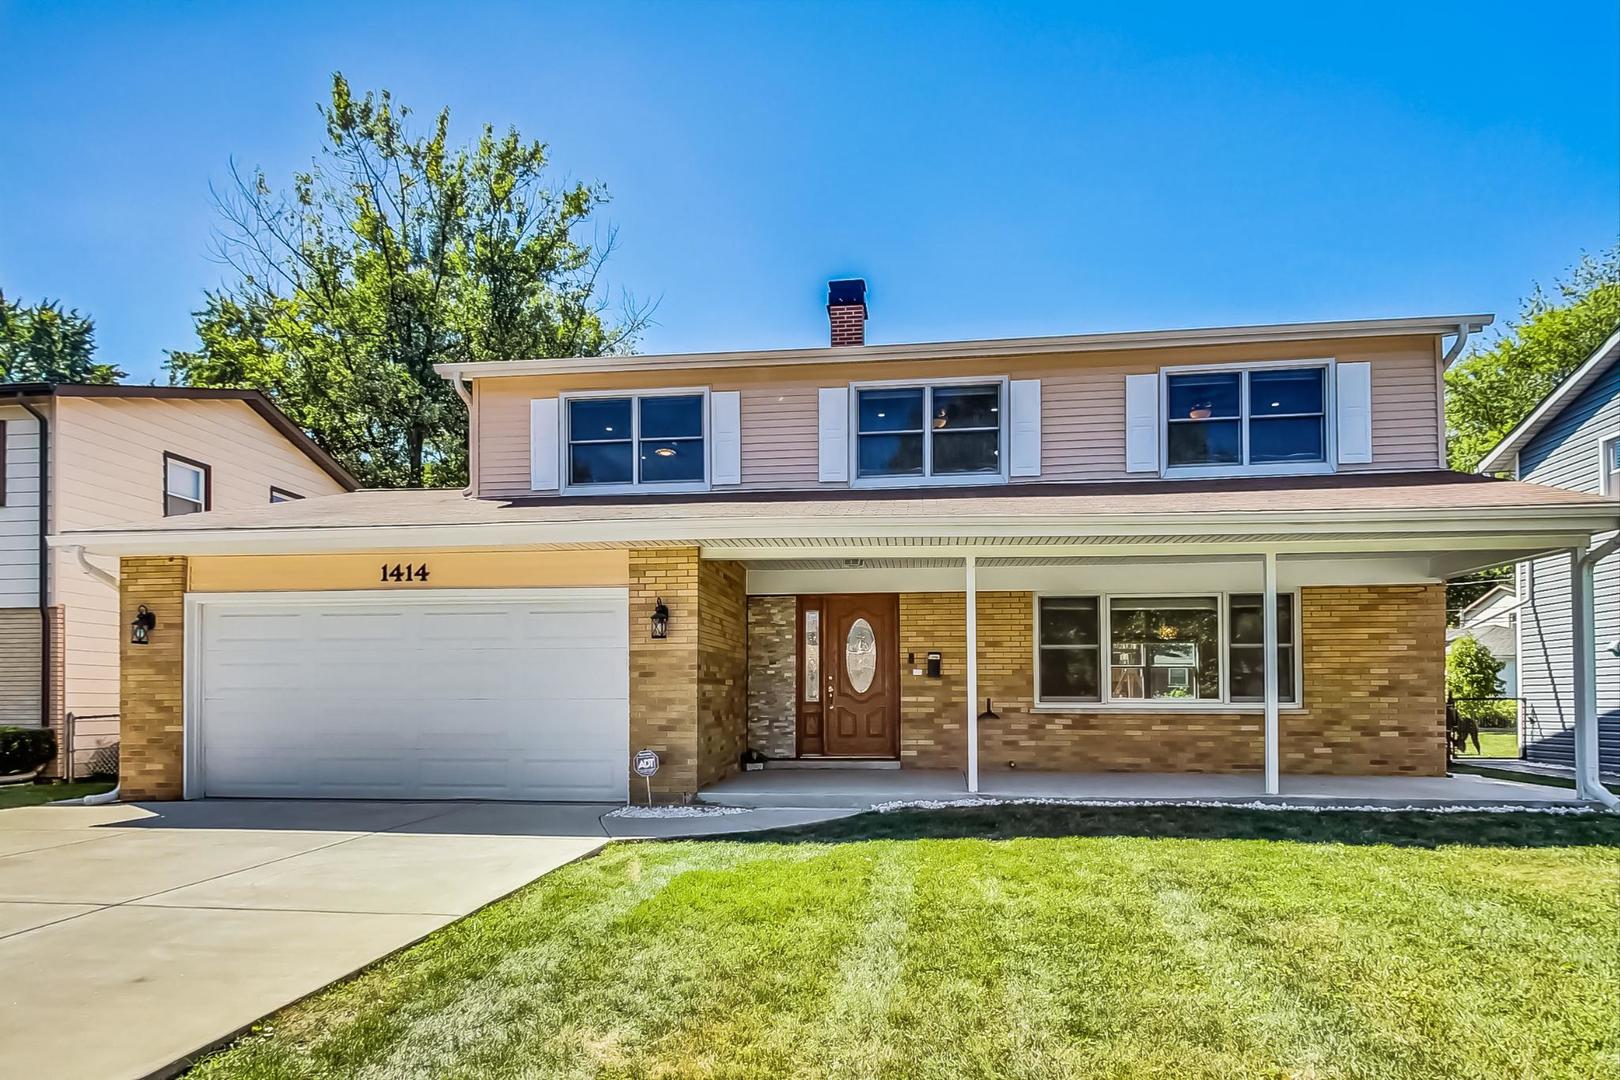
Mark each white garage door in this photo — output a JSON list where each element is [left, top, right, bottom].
[[194, 589, 629, 801]]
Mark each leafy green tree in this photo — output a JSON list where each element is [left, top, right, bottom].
[[0, 292, 124, 384], [1446, 635, 1505, 700], [1446, 246, 1620, 470], [168, 74, 648, 487]]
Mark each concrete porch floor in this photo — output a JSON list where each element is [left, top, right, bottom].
[[697, 767, 1588, 809]]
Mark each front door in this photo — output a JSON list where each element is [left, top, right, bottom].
[[821, 594, 899, 758]]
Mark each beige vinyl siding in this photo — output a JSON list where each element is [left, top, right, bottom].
[[472, 335, 1446, 497], [0, 607, 43, 726], [0, 404, 45, 608], [50, 397, 348, 717]]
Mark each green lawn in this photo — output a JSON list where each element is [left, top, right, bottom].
[[1451, 729, 1520, 759], [0, 779, 113, 809], [192, 807, 1620, 1080]]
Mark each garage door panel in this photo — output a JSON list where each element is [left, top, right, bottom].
[[198, 590, 630, 801]]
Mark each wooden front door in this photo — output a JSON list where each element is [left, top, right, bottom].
[[820, 594, 900, 758]]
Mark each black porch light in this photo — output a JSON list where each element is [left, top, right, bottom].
[[130, 605, 157, 646], [649, 597, 670, 640]]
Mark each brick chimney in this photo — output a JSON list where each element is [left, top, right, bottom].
[[827, 278, 867, 347]]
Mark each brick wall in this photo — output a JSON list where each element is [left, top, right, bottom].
[[120, 556, 187, 800], [901, 585, 1445, 777], [696, 559, 748, 787], [628, 548, 700, 799], [746, 596, 797, 758], [1287, 584, 1446, 775]]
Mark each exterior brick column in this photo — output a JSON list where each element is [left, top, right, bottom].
[[629, 548, 701, 799], [119, 556, 187, 800]]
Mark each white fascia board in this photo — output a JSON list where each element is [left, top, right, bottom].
[[435, 314, 1494, 384], [48, 504, 1615, 558]]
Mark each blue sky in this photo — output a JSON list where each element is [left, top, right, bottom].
[[3, 2, 1616, 384]]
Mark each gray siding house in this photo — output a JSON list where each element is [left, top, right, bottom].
[[1478, 328, 1620, 772]]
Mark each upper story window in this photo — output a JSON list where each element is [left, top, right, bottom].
[[1164, 363, 1330, 475], [854, 381, 1003, 484], [163, 453, 210, 516], [1600, 432, 1620, 497], [270, 486, 303, 503], [565, 391, 706, 492]]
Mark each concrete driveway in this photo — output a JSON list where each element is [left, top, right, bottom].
[[0, 797, 849, 1079]]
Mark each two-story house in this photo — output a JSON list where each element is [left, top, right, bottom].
[[1476, 326, 1620, 782], [55, 283, 1619, 804], [1, 383, 356, 776]]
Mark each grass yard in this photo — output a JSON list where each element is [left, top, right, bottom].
[[0, 779, 113, 809], [193, 807, 1620, 1080], [1450, 730, 1520, 759]]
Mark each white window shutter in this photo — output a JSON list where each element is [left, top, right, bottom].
[[818, 387, 850, 482], [1008, 379, 1041, 477], [710, 390, 742, 485], [529, 398, 560, 491], [1335, 362, 1373, 464], [1124, 373, 1160, 473]]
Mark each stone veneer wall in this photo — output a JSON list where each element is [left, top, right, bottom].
[[119, 556, 188, 800], [745, 596, 797, 758], [696, 559, 748, 788], [901, 585, 1446, 777]]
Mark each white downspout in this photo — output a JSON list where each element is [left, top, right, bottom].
[[66, 545, 119, 590], [1571, 543, 1619, 809], [450, 377, 475, 498], [1441, 321, 1476, 367]]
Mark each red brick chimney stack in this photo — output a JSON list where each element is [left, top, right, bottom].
[[827, 279, 867, 347]]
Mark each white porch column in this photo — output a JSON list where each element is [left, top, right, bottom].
[[1569, 548, 1603, 802], [965, 553, 979, 794], [1262, 551, 1281, 796]]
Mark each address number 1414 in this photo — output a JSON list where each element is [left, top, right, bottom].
[[380, 563, 430, 583]]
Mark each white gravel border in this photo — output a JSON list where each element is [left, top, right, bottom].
[[870, 797, 1597, 815], [605, 804, 751, 819]]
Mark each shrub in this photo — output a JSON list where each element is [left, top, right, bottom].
[[1446, 635, 1505, 700], [0, 726, 57, 775]]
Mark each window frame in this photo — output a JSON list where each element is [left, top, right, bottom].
[[0, 419, 7, 507], [1598, 431, 1620, 498], [269, 486, 304, 503], [848, 376, 1009, 489], [162, 452, 211, 517], [1033, 589, 1303, 710], [1159, 358, 1337, 479], [559, 387, 712, 495]]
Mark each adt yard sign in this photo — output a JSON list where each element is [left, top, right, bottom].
[[633, 749, 660, 805]]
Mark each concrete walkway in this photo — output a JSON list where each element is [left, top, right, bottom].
[[0, 798, 851, 1080], [698, 767, 1589, 809]]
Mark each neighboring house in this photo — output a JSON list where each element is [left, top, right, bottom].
[[1476, 327, 1620, 774], [0, 384, 356, 775], [56, 283, 1618, 805], [1446, 584, 1519, 696]]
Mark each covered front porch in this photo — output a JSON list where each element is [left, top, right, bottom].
[[703, 491, 1618, 804], [697, 766, 1586, 809]]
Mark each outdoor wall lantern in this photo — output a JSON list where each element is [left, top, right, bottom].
[[130, 605, 157, 646], [650, 598, 670, 640]]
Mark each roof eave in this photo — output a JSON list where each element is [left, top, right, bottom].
[[435, 314, 1494, 383]]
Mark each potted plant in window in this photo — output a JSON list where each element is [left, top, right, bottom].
[[0, 727, 58, 786]]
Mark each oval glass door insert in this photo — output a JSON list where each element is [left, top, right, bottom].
[[845, 617, 877, 694]]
